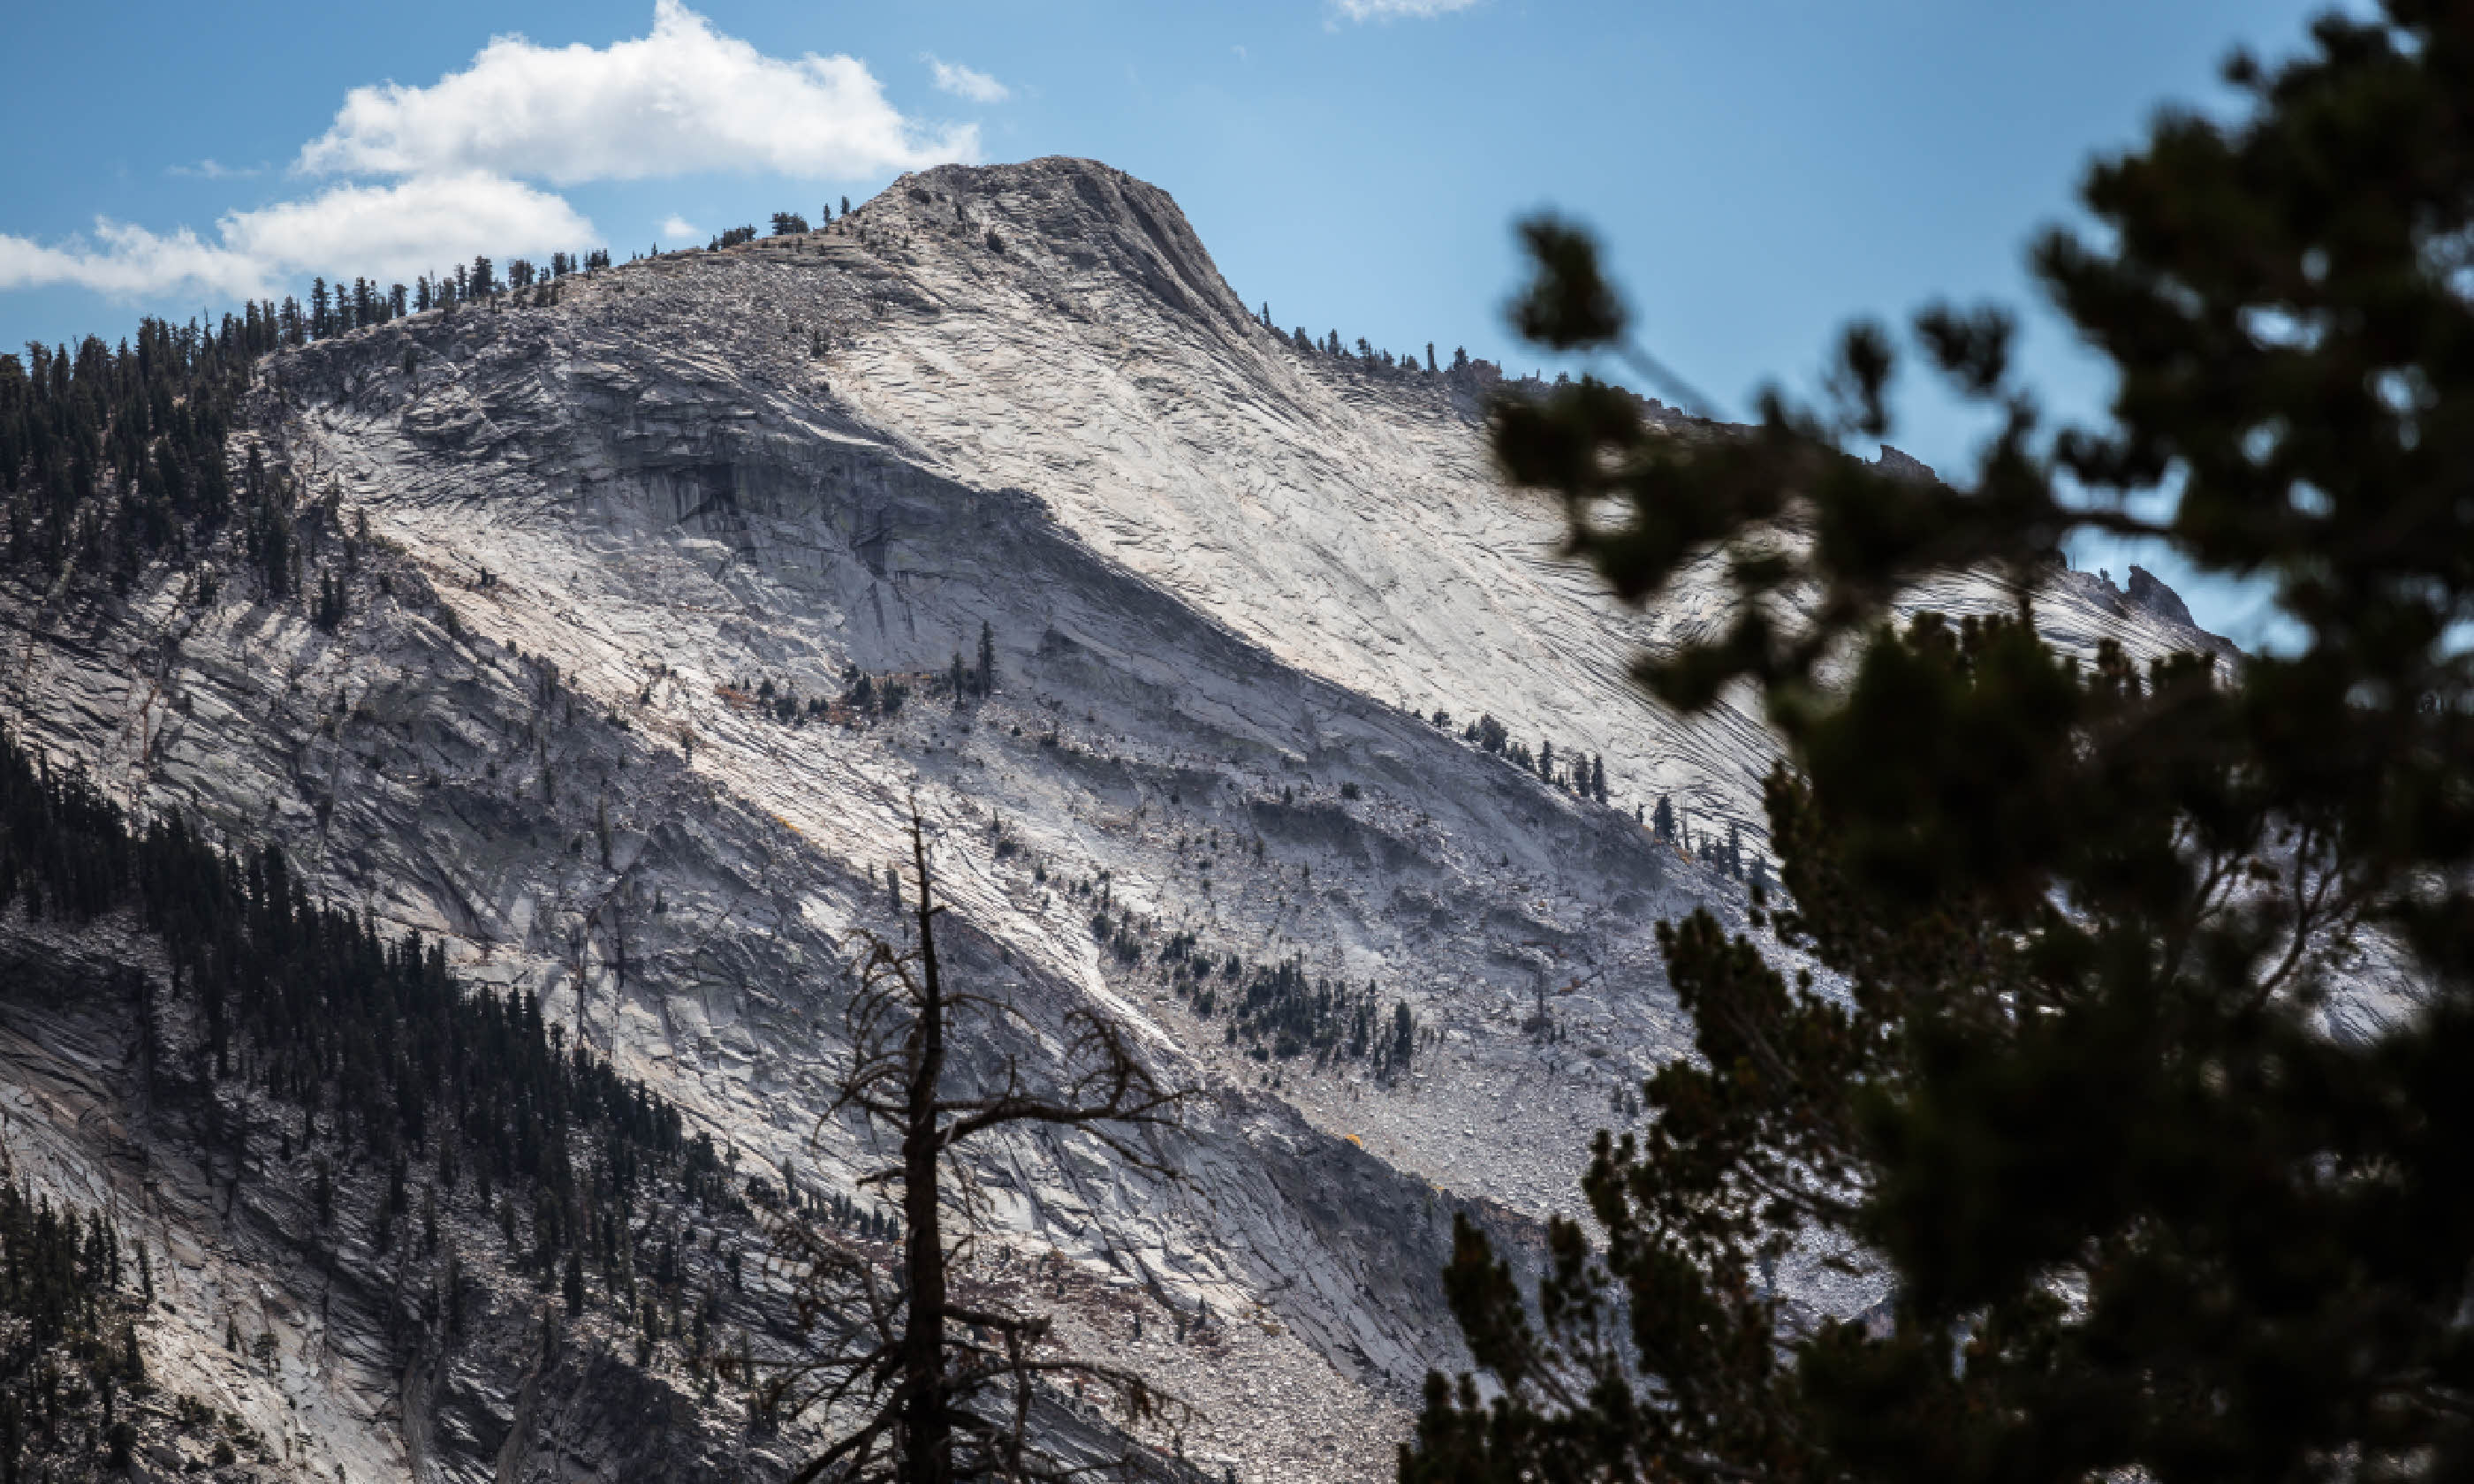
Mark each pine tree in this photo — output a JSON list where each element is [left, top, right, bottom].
[[1409, 11, 2474, 1482], [975, 620, 996, 695]]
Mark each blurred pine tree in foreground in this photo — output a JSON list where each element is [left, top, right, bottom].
[[1406, 6, 2474, 1481]]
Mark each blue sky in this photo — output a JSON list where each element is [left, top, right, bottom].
[[2, 0, 2342, 640]]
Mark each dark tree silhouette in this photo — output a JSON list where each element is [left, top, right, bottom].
[[1407, 7, 2474, 1482], [767, 810, 1189, 1484]]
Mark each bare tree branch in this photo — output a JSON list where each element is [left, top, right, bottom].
[[764, 803, 1200, 1484]]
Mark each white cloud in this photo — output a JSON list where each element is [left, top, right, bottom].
[[7, 3, 954, 310], [1332, 0, 1478, 19], [167, 159, 262, 180], [223, 174, 593, 280], [0, 174, 593, 300], [0, 222, 267, 300], [922, 55, 1009, 104], [300, 0, 975, 184]]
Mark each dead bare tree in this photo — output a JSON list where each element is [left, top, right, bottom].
[[762, 806, 1194, 1484]]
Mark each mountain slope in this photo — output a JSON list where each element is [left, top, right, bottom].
[[0, 156, 2265, 1483]]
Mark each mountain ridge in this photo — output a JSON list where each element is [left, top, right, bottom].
[[0, 155, 2292, 1483]]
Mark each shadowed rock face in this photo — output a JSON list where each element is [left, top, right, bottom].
[[0, 156, 2306, 1481], [2124, 564, 2197, 628]]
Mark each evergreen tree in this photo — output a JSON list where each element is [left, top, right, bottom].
[[0, 723, 706, 1341], [1408, 10, 2474, 1482], [0, 308, 274, 580], [975, 620, 996, 695], [313, 571, 345, 632]]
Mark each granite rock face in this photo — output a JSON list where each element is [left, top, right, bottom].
[[2124, 564, 2197, 628], [0, 156, 2339, 1481]]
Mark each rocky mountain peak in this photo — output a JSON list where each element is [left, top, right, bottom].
[[1873, 443, 1938, 483], [846, 155, 1262, 342], [2123, 564, 2197, 628], [0, 155, 2326, 1484]]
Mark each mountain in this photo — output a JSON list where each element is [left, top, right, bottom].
[[0, 157, 2273, 1483]]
